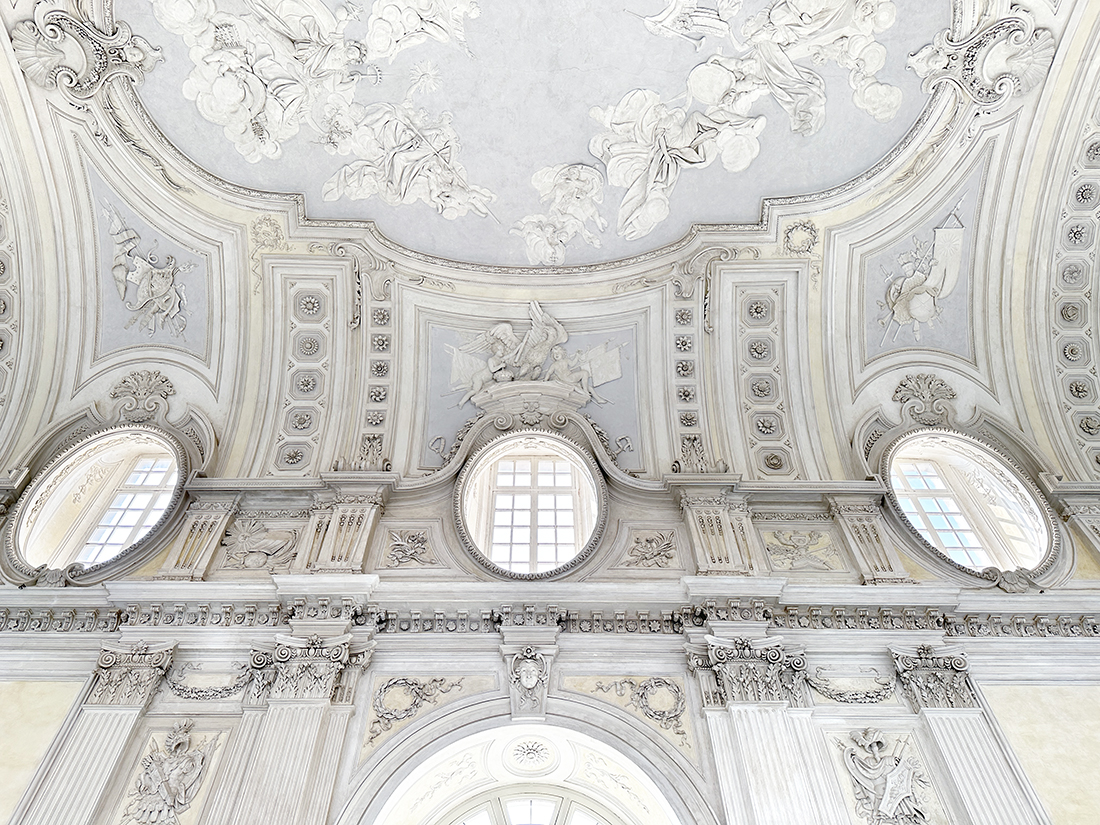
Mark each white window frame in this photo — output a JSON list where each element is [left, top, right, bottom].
[[885, 431, 1052, 575], [482, 455, 595, 575]]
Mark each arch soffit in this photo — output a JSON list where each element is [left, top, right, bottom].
[[335, 699, 717, 825]]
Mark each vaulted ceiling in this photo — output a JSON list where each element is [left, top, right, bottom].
[[0, 0, 1096, 494]]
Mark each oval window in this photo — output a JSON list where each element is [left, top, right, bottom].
[[9, 427, 185, 577], [885, 431, 1052, 574], [456, 433, 605, 579]]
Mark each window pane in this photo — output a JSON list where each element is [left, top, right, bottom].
[[506, 798, 556, 825]]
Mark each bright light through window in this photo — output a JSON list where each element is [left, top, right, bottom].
[[78, 458, 178, 564], [888, 434, 1049, 573], [444, 793, 612, 825], [461, 434, 601, 576], [14, 429, 182, 572], [506, 798, 556, 825]]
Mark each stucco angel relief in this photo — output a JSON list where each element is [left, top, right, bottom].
[[364, 0, 481, 61], [150, 0, 364, 162], [590, 89, 765, 240], [513, 164, 608, 265], [591, 0, 902, 241], [449, 302, 623, 408], [320, 64, 494, 218]]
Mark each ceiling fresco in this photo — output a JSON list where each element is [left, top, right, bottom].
[[118, 0, 949, 266]]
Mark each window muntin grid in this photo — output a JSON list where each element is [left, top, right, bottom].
[[888, 436, 1049, 573], [892, 463, 991, 568], [460, 435, 602, 578], [78, 457, 178, 565], [489, 459, 584, 574], [448, 794, 611, 825], [14, 429, 184, 574]]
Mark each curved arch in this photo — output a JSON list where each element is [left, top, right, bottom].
[[335, 694, 719, 825]]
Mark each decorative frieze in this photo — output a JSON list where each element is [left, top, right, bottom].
[[891, 644, 975, 710], [4, 598, 1100, 640], [88, 641, 175, 707]]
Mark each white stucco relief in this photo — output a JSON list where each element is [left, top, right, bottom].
[[532, 0, 905, 257], [105, 203, 193, 339], [448, 302, 623, 408], [105, 0, 946, 263], [144, 0, 494, 217]]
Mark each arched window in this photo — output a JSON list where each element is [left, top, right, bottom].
[[456, 433, 605, 578], [885, 431, 1052, 574], [8, 427, 185, 579], [445, 791, 626, 825]]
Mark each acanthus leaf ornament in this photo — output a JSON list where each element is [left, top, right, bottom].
[[687, 635, 809, 707], [110, 370, 176, 424], [890, 644, 975, 710], [88, 641, 175, 707], [892, 373, 956, 427]]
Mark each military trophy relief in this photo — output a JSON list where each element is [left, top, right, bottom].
[[90, 187, 214, 367], [762, 528, 850, 577], [115, 719, 223, 825], [831, 727, 950, 825]]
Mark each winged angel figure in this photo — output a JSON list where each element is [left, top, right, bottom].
[[595, 0, 902, 241], [105, 205, 192, 338], [449, 302, 622, 407], [122, 720, 220, 825]]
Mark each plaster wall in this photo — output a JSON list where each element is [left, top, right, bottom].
[[983, 684, 1100, 825], [0, 681, 83, 823]]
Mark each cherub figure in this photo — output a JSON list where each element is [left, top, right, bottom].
[[544, 346, 608, 404]]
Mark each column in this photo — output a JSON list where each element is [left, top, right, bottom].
[[688, 634, 848, 825], [233, 634, 372, 825], [892, 644, 1048, 825], [13, 641, 174, 825]]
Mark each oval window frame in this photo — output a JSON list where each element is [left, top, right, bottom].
[[4, 424, 190, 585], [881, 428, 1061, 583], [453, 431, 608, 581]]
